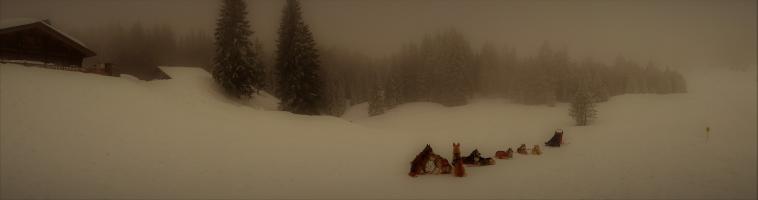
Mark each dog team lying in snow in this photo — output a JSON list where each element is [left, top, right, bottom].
[[409, 129, 564, 177]]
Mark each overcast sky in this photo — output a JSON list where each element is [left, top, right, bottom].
[[1, 0, 755, 68]]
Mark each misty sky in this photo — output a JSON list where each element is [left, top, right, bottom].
[[1, 0, 755, 68]]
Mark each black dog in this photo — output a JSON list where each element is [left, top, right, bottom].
[[454, 149, 495, 166]]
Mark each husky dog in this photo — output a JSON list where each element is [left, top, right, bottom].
[[409, 144, 452, 177], [517, 144, 528, 155], [480, 157, 496, 166], [432, 154, 452, 174], [545, 129, 564, 147], [457, 149, 496, 166], [495, 148, 514, 159], [460, 149, 481, 165], [531, 145, 542, 155], [409, 144, 433, 177], [452, 143, 466, 177]]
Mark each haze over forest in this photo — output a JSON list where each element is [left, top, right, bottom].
[[1, 0, 756, 69], [1, 0, 757, 198]]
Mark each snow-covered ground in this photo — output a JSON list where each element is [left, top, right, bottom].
[[1, 63, 755, 199]]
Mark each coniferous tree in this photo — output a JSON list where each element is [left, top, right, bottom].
[[275, 0, 323, 115], [569, 85, 598, 126], [394, 44, 424, 102], [368, 83, 387, 116], [476, 43, 502, 96], [670, 70, 688, 93], [175, 30, 213, 70], [212, 0, 264, 98], [385, 66, 403, 108], [321, 79, 347, 116], [426, 30, 474, 106], [318, 48, 348, 116], [500, 45, 518, 98]]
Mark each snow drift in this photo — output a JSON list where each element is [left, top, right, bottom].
[[1, 64, 755, 199]]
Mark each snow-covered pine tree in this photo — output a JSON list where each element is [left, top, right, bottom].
[[395, 43, 424, 102], [569, 85, 598, 126], [385, 66, 403, 108], [320, 79, 347, 116], [212, 0, 264, 98], [670, 70, 688, 93], [428, 29, 473, 106], [368, 83, 387, 116], [476, 43, 501, 97], [253, 37, 277, 94], [275, 0, 323, 115], [587, 67, 611, 102]]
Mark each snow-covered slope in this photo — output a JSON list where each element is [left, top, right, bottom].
[[1, 64, 755, 199]]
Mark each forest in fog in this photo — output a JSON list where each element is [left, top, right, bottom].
[[70, 23, 215, 79], [65, 20, 687, 117], [1, 0, 755, 199], [7, 0, 748, 117], [3, 0, 746, 117]]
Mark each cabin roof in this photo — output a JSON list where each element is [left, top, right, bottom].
[[0, 18, 95, 57]]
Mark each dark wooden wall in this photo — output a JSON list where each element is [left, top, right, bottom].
[[0, 27, 86, 66]]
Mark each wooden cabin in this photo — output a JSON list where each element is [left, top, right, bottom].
[[0, 19, 95, 67]]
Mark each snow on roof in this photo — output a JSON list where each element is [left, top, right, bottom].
[[158, 66, 207, 80], [0, 18, 92, 54], [40, 22, 90, 50], [0, 18, 40, 29]]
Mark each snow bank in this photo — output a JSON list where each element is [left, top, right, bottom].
[[1, 64, 755, 199], [341, 102, 369, 121]]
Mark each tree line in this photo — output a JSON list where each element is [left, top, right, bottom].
[[71, 22, 214, 79], [364, 31, 688, 116], [213, 0, 687, 117], [73, 0, 688, 119]]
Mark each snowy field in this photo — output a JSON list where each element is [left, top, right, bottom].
[[1, 63, 755, 199]]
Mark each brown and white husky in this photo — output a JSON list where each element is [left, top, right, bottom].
[[452, 143, 466, 177]]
